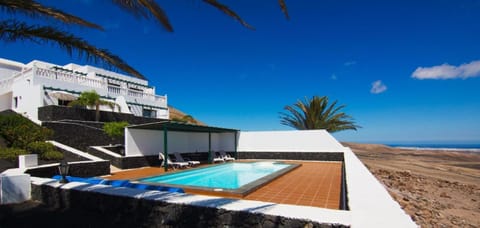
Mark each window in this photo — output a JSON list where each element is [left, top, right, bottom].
[[142, 109, 156, 118], [58, 99, 71, 106], [129, 87, 143, 93], [13, 97, 18, 108], [108, 82, 120, 87]]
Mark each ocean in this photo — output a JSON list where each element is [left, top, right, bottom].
[[386, 143, 480, 153]]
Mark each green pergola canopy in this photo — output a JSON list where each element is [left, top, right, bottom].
[[128, 121, 238, 133]]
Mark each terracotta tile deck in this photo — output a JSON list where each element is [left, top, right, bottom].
[[103, 161, 342, 210]]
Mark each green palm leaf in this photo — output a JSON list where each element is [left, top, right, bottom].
[[279, 96, 360, 133], [202, 0, 255, 30], [0, 20, 146, 80], [112, 0, 173, 32], [278, 0, 290, 20], [0, 0, 102, 30]]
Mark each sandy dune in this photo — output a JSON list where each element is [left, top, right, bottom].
[[344, 142, 480, 227]]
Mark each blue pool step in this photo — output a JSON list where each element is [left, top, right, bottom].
[[51, 175, 184, 193]]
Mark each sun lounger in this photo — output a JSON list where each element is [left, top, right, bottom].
[[173, 152, 200, 166], [213, 156, 225, 163], [159, 153, 189, 169], [219, 150, 235, 162]]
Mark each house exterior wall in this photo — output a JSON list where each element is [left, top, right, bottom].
[[0, 92, 12, 111], [0, 58, 169, 122], [11, 75, 42, 122]]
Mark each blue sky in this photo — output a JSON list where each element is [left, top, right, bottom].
[[2, 0, 480, 143]]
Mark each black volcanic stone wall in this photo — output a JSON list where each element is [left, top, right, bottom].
[[38, 105, 164, 124], [87, 147, 162, 169], [87, 147, 215, 169], [42, 121, 122, 152], [26, 160, 110, 178], [237, 152, 344, 161], [31, 183, 347, 228], [119, 156, 162, 169]]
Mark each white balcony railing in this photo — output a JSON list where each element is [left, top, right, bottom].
[[108, 85, 166, 105], [34, 66, 167, 106], [35, 67, 105, 89]]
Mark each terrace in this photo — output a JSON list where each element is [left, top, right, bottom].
[[1, 120, 416, 227]]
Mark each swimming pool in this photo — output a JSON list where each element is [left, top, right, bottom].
[[138, 162, 299, 196]]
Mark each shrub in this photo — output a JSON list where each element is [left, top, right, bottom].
[[0, 114, 53, 149], [40, 150, 64, 160], [103, 121, 129, 138], [27, 141, 63, 160], [0, 147, 29, 161], [27, 141, 56, 154]]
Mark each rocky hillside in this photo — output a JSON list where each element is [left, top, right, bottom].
[[168, 105, 205, 125]]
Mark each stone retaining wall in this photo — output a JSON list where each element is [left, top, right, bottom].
[[42, 121, 121, 152], [31, 181, 347, 228], [38, 105, 163, 124], [87, 147, 161, 169], [238, 152, 344, 161], [26, 160, 110, 178]]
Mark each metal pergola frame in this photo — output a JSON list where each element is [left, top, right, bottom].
[[127, 121, 239, 171]]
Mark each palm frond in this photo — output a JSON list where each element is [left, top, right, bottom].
[[279, 95, 360, 133], [278, 0, 290, 20], [112, 0, 173, 32], [0, 0, 102, 30], [0, 20, 146, 80], [202, 0, 255, 30]]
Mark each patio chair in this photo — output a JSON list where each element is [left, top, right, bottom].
[[219, 150, 235, 162], [173, 152, 200, 166], [212, 156, 225, 163], [159, 153, 189, 169]]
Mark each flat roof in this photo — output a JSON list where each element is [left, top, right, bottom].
[[127, 121, 239, 133]]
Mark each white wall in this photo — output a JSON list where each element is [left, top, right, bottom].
[[125, 128, 164, 156], [12, 75, 42, 121], [168, 131, 209, 153], [237, 130, 346, 152], [0, 92, 12, 111], [343, 147, 417, 227], [211, 132, 236, 152], [125, 129, 237, 157]]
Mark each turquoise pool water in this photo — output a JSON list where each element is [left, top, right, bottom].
[[139, 162, 292, 190]]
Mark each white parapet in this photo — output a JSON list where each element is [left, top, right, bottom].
[[0, 172, 31, 204], [343, 147, 417, 227], [237, 130, 347, 152], [18, 154, 38, 169]]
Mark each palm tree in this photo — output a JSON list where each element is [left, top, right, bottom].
[[279, 96, 360, 133], [69, 90, 118, 122], [0, 0, 289, 80]]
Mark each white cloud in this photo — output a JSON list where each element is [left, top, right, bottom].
[[331, 74, 337, 80], [344, 61, 357, 66], [370, 80, 387, 94], [412, 60, 480, 80]]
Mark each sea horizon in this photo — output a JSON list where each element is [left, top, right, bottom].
[[344, 140, 480, 152], [385, 143, 480, 152]]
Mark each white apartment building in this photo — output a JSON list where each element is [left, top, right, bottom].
[[0, 58, 168, 122]]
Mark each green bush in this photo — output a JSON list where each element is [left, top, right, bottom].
[[0, 147, 29, 161], [27, 141, 63, 160], [40, 150, 64, 160], [27, 141, 56, 154], [103, 121, 129, 138], [0, 114, 53, 149]]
